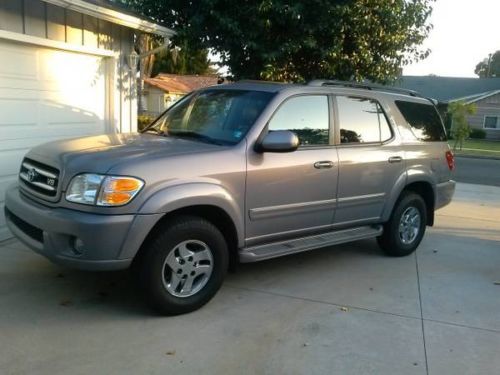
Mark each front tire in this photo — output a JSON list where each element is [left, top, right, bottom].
[[138, 216, 229, 315], [377, 192, 427, 257]]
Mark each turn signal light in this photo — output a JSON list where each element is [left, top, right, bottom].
[[106, 178, 143, 192], [97, 176, 144, 206]]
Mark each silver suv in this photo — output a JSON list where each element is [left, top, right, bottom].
[[5, 80, 455, 314]]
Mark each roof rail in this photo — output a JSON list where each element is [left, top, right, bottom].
[[236, 80, 288, 85], [307, 79, 421, 97]]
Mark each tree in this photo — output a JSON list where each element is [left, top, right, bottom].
[[124, 0, 435, 83], [448, 101, 477, 151], [151, 42, 214, 76], [475, 51, 500, 78]]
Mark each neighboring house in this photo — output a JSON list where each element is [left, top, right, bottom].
[[396, 76, 500, 140], [142, 74, 221, 116], [0, 0, 173, 240]]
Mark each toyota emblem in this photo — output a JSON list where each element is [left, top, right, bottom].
[[27, 168, 37, 182]]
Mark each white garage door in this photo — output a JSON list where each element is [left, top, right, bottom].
[[0, 39, 109, 240]]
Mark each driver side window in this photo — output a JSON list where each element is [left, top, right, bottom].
[[269, 95, 330, 146]]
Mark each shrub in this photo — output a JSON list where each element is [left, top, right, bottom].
[[448, 101, 477, 150], [469, 128, 486, 139], [138, 115, 155, 131]]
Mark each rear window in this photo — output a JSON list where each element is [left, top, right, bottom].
[[395, 101, 447, 142]]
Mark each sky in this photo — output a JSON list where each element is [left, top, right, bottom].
[[403, 0, 500, 77]]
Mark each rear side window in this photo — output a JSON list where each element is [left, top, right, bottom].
[[395, 101, 447, 142], [337, 96, 392, 144]]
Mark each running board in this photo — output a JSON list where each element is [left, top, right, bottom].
[[239, 225, 383, 263]]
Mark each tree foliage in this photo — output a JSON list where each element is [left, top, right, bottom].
[[448, 101, 477, 151], [475, 50, 500, 78], [152, 43, 214, 76], [124, 0, 434, 83]]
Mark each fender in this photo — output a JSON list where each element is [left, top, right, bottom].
[[138, 182, 245, 247], [381, 165, 437, 222]]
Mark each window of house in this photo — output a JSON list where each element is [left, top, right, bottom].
[[337, 96, 392, 144], [269, 95, 330, 146], [484, 116, 499, 129]]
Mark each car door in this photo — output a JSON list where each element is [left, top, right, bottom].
[[245, 94, 339, 245], [333, 95, 405, 227]]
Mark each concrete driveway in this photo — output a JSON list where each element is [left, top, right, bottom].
[[1, 183, 499, 375]]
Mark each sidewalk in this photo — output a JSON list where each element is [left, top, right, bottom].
[[1, 183, 499, 374]]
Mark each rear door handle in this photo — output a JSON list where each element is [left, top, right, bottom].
[[314, 161, 334, 169], [388, 156, 403, 163]]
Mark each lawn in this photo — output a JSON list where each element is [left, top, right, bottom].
[[449, 139, 500, 158]]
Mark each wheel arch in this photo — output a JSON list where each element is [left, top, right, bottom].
[[402, 181, 435, 226], [383, 179, 435, 226], [132, 204, 241, 270]]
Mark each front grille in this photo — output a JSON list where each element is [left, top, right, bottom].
[[19, 158, 59, 197], [5, 208, 43, 243]]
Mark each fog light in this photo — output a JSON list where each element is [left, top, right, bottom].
[[72, 238, 85, 255]]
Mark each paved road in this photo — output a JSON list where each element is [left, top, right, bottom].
[[1, 182, 500, 374], [455, 156, 500, 187]]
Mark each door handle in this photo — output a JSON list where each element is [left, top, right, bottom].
[[388, 156, 403, 163], [314, 161, 334, 169]]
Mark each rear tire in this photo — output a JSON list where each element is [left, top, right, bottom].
[[377, 192, 427, 257], [138, 216, 228, 315]]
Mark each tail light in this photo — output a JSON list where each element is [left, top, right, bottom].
[[445, 150, 455, 171]]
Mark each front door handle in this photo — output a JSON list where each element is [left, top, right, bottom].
[[314, 161, 334, 169], [388, 156, 403, 163]]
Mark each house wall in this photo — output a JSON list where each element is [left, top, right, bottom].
[[144, 86, 167, 116], [143, 85, 183, 117], [467, 93, 500, 140], [0, 0, 137, 133]]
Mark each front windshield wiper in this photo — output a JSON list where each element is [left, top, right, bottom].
[[168, 131, 227, 146]]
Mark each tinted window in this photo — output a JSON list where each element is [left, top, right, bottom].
[[151, 90, 274, 145], [395, 101, 447, 141], [269, 95, 329, 146], [337, 96, 392, 144]]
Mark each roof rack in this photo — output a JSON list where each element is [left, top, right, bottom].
[[307, 80, 421, 97], [236, 80, 288, 85]]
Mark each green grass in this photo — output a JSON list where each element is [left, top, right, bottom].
[[449, 139, 500, 158]]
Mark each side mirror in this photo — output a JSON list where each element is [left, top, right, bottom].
[[257, 130, 299, 153]]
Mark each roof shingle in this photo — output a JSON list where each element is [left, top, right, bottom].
[[395, 76, 500, 102], [144, 74, 220, 94]]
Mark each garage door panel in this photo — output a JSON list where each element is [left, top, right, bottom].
[[0, 176, 17, 204], [39, 48, 102, 81], [0, 99, 39, 136], [0, 203, 6, 228], [0, 44, 38, 81], [0, 148, 30, 177], [0, 219, 10, 240], [0, 39, 109, 240], [42, 101, 103, 126]]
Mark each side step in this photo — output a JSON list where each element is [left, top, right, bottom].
[[239, 225, 383, 263]]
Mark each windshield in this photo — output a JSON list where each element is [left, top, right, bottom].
[[146, 89, 274, 145]]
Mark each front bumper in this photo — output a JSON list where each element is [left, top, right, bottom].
[[435, 180, 456, 210], [4, 186, 160, 271]]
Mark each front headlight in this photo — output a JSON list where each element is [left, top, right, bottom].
[[66, 174, 144, 206]]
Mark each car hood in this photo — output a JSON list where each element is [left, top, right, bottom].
[[26, 133, 221, 176]]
